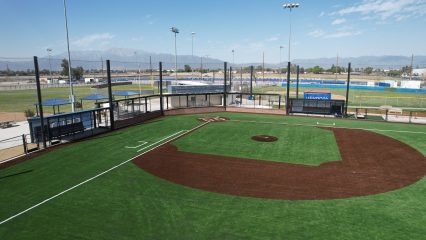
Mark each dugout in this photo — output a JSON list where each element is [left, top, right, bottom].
[[28, 108, 111, 144], [289, 99, 345, 116]]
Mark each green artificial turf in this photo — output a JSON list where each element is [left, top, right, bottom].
[[0, 112, 425, 240], [174, 121, 341, 166]]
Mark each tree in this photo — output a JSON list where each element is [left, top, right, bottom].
[[184, 65, 192, 72], [73, 66, 84, 80], [308, 66, 324, 74], [61, 58, 84, 80], [61, 59, 70, 76], [364, 66, 373, 75]]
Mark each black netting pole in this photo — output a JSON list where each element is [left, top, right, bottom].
[[106, 60, 114, 130], [286, 62, 291, 115], [159, 62, 164, 115], [34, 56, 47, 148], [345, 62, 351, 115]]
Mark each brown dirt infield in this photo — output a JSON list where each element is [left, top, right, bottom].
[[133, 128, 426, 200], [251, 135, 278, 142]]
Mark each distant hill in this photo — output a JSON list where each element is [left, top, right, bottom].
[[292, 56, 426, 69], [1, 48, 425, 71]]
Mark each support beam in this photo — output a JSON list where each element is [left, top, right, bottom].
[[106, 60, 115, 130], [345, 62, 351, 115], [286, 62, 291, 115], [250, 66, 254, 95], [224, 62, 227, 110], [34, 56, 47, 148], [296, 65, 300, 99], [159, 62, 164, 115]]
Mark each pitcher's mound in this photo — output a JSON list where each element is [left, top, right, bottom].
[[197, 116, 230, 122], [251, 135, 278, 142]]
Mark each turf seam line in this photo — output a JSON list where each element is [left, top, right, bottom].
[[228, 120, 426, 134], [0, 121, 210, 226]]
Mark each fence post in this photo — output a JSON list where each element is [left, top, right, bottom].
[[409, 111, 412, 123], [240, 67, 243, 92], [286, 62, 291, 115], [296, 65, 300, 99], [22, 134, 28, 154], [278, 95, 281, 109], [34, 56, 47, 149], [106, 60, 115, 130], [345, 62, 351, 116], [385, 109, 389, 121], [230, 67, 233, 91], [159, 62, 164, 115], [224, 62, 227, 111], [250, 66, 254, 95]]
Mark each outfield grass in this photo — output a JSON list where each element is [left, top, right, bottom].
[[256, 86, 426, 108], [0, 84, 157, 114], [0, 113, 425, 239], [174, 121, 341, 166]]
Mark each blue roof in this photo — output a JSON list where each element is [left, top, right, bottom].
[[113, 91, 139, 97], [80, 94, 109, 101], [35, 98, 71, 106]]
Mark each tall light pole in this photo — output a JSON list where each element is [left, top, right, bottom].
[[191, 32, 196, 80], [283, 2, 299, 115], [283, 3, 299, 62], [46, 48, 53, 82], [170, 27, 179, 80], [63, 0, 75, 112]]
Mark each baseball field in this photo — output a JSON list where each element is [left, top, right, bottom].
[[0, 112, 425, 239]]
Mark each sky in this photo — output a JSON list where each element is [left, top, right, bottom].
[[1, 0, 426, 63]]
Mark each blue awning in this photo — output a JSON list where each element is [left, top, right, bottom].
[[113, 91, 139, 97], [80, 94, 109, 101], [35, 98, 71, 106]]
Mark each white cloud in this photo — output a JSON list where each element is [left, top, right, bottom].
[[332, 0, 426, 21], [72, 33, 114, 48], [266, 37, 279, 42], [324, 30, 362, 39], [308, 29, 326, 38], [319, 11, 325, 17], [308, 28, 362, 39], [131, 36, 144, 41], [332, 18, 346, 25]]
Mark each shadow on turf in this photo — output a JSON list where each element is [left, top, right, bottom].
[[0, 169, 33, 180]]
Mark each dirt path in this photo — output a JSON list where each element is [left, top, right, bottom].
[[0, 112, 26, 122], [133, 128, 426, 200]]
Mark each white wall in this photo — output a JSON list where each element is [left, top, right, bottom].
[[400, 80, 421, 89]]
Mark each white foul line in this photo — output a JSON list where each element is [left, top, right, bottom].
[[0, 121, 209, 226], [125, 141, 148, 149], [229, 119, 426, 135]]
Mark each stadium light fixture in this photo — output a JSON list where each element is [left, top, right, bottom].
[[170, 27, 179, 80], [282, 2, 299, 62]]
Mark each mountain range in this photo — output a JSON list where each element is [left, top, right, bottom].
[[1, 48, 425, 71]]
